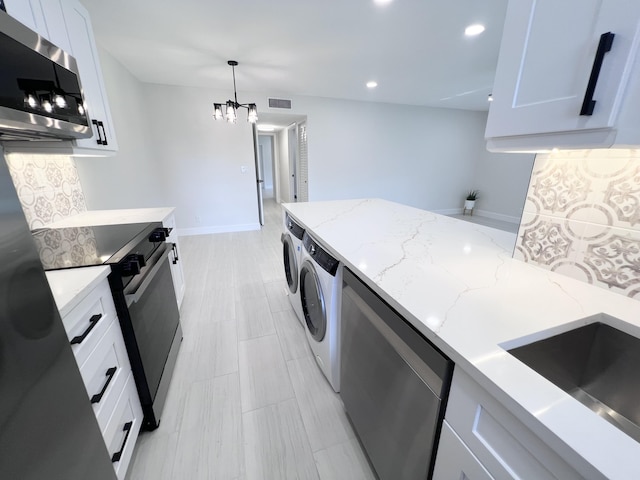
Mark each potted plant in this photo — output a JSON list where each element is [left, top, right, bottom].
[[464, 190, 478, 213]]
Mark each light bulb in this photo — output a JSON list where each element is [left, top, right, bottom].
[[25, 94, 37, 108], [225, 101, 236, 123], [78, 103, 85, 115], [54, 94, 67, 108], [247, 104, 258, 123], [213, 103, 223, 120], [42, 99, 53, 113]]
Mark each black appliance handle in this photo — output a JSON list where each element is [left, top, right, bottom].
[[70, 313, 103, 345], [125, 246, 171, 305], [171, 243, 179, 264], [91, 119, 104, 145], [90, 367, 117, 404], [98, 121, 108, 146], [580, 32, 615, 116], [111, 421, 133, 462]]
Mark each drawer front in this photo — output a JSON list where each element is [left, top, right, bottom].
[[79, 320, 131, 433], [446, 369, 582, 480], [62, 278, 117, 366], [104, 373, 143, 480], [433, 421, 495, 480]]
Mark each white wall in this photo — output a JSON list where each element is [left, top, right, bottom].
[[142, 84, 259, 233], [472, 144, 535, 222], [74, 48, 166, 210], [78, 52, 533, 231]]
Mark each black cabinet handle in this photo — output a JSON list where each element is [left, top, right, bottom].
[[91, 119, 104, 145], [98, 121, 108, 146], [90, 367, 117, 404], [111, 421, 133, 462], [172, 243, 179, 264], [70, 314, 102, 345], [580, 32, 615, 116]]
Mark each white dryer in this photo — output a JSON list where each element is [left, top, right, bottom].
[[281, 212, 305, 325], [299, 232, 342, 392]]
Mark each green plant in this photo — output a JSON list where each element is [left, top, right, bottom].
[[466, 190, 478, 201]]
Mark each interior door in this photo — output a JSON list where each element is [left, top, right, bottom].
[[288, 125, 298, 202], [252, 124, 264, 226]]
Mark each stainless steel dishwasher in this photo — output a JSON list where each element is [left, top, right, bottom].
[[340, 267, 453, 480]]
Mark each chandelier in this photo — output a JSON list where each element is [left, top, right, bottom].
[[213, 60, 257, 124]]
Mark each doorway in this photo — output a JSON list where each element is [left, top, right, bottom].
[[254, 112, 308, 226]]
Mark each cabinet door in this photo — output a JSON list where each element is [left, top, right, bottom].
[[3, 0, 47, 37], [486, 0, 640, 145], [60, 0, 118, 153], [433, 422, 495, 480], [39, 0, 72, 53], [164, 213, 185, 308]]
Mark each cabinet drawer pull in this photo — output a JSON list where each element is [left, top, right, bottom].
[[111, 421, 133, 463], [580, 32, 615, 116], [98, 121, 108, 146], [91, 119, 104, 145], [90, 366, 117, 404], [70, 313, 103, 345], [171, 243, 179, 264]]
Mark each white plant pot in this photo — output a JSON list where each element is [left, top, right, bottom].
[[464, 200, 476, 210]]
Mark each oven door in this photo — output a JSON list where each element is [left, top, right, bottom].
[[123, 245, 180, 429]]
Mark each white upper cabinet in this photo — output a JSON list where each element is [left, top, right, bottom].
[[486, 0, 640, 152], [3, 0, 47, 37], [59, 0, 118, 154], [3, 0, 118, 156]]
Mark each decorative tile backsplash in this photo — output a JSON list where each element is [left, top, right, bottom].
[[514, 149, 640, 299], [5, 153, 87, 229]]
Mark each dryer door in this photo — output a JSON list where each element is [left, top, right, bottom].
[[281, 233, 298, 294], [299, 260, 326, 342]]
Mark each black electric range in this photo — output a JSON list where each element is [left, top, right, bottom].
[[31, 221, 182, 430]]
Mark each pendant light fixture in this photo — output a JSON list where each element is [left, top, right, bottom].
[[213, 60, 258, 124]]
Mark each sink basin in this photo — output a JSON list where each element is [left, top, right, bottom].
[[508, 319, 640, 443]]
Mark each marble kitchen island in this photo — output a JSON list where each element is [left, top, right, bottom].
[[283, 198, 640, 479]]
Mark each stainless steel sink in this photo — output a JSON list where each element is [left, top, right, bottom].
[[508, 319, 640, 443]]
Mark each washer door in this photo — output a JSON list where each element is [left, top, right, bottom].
[[281, 233, 298, 294], [299, 260, 326, 342]]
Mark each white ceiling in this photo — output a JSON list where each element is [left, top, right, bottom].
[[80, 0, 508, 112]]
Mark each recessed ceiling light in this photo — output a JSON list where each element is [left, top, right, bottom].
[[465, 24, 485, 36], [257, 125, 276, 132], [366, 81, 378, 89], [487, 93, 493, 102], [373, 0, 393, 5]]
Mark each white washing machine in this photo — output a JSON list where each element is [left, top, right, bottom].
[[299, 232, 342, 392], [281, 212, 305, 325]]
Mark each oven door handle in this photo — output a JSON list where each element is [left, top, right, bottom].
[[125, 246, 171, 305]]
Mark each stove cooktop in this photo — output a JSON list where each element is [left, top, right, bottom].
[[32, 222, 162, 271]]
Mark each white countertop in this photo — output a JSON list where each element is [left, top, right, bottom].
[[45, 207, 175, 228], [283, 198, 640, 479], [46, 266, 111, 317]]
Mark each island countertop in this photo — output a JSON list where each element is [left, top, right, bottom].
[[283, 198, 640, 479]]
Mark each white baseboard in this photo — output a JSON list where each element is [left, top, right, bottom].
[[177, 223, 261, 236], [472, 209, 520, 224], [431, 208, 463, 215]]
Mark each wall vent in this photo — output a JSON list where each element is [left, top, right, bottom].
[[268, 98, 292, 109]]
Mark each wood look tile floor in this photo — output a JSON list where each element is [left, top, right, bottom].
[[127, 199, 376, 480]]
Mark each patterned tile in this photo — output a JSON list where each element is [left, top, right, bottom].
[[515, 149, 640, 299], [5, 153, 87, 229]]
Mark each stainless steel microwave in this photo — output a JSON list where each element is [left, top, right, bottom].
[[0, 10, 91, 141]]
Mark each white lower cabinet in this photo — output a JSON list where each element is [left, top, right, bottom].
[[433, 421, 494, 480], [60, 276, 141, 479], [439, 369, 587, 480], [163, 212, 185, 307]]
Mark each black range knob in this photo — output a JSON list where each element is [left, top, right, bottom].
[[148, 227, 171, 242], [121, 253, 146, 276]]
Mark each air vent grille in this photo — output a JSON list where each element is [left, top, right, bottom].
[[268, 98, 292, 109]]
